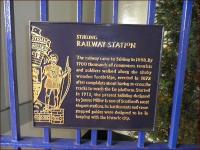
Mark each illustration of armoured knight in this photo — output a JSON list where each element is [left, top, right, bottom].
[[43, 54, 71, 110]]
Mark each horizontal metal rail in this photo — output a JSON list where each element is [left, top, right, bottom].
[[1, 136, 200, 149], [0, 0, 198, 149]]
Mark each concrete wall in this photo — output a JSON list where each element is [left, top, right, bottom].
[[0, 0, 148, 136]]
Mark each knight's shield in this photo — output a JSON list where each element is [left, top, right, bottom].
[[31, 26, 52, 103]]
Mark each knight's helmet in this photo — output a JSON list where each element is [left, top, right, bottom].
[[31, 26, 52, 67]]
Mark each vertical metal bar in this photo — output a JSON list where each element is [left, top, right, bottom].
[[107, 130, 112, 146], [4, 0, 21, 142], [77, 0, 83, 22], [137, 131, 145, 148], [94, 0, 102, 23], [76, 0, 83, 145], [40, 0, 48, 21], [146, 0, 156, 25], [76, 128, 81, 145], [40, 0, 51, 144], [112, 0, 118, 24], [137, 0, 156, 148], [168, 0, 193, 148], [106, 0, 119, 146], [90, 0, 102, 146], [43, 128, 51, 143], [91, 130, 97, 145]]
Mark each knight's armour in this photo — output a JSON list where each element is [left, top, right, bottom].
[[44, 64, 62, 89]]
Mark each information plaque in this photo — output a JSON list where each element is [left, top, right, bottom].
[[30, 22, 163, 130]]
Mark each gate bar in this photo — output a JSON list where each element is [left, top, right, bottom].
[[168, 0, 193, 148], [147, 0, 156, 25], [107, 130, 112, 146], [112, 0, 118, 24], [76, 129, 81, 145], [40, 0, 51, 143], [77, 0, 83, 23], [4, 0, 21, 142], [90, 0, 102, 146], [43, 128, 51, 143], [76, 0, 83, 145], [94, 0, 102, 24], [91, 130, 98, 145], [40, 0, 48, 21], [106, 0, 119, 146], [137, 131, 145, 148], [137, 0, 156, 148]]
